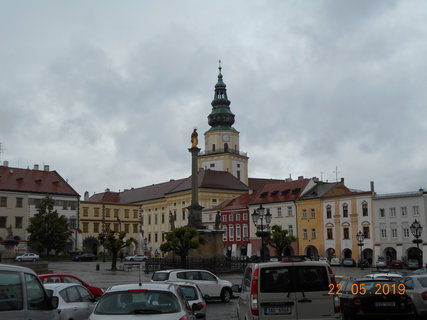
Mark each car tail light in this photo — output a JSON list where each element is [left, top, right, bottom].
[[179, 316, 190, 320], [198, 302, 206, 309], [250, 268, 259, 316], [421, 291, 427, 300]]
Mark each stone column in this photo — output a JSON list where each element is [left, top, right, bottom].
[[187, 146, 203, 228]]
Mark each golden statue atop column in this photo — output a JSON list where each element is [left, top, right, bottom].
[[191, 128, 198, 148]]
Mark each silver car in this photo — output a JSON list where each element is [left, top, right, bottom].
[[124, 255, 147, 262], [88, 282, 200, 320], [44, 283, 96, 320], [402, 275, 427, 318], [15, 252, 40, 262], [167, 281, 206, 319]]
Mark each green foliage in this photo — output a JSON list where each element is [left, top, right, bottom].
[[83, 236, 99, 254], [27, 195, 72, 256], [266, 225, 296, 259], [160, 226, 206, 268], [98, 230, 135, 270]]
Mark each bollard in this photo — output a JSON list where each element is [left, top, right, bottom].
[[96, 264, 100, 271]]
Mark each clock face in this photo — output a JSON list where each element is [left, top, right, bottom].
[[222, 134, 230, 142]]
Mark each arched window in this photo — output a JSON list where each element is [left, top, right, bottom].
[[342, 203, 348, 218], [326, 205, 332, 219], [362, 201, 368, 216]]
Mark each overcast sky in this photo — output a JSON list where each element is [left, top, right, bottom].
[[1, 0, 426, 196]]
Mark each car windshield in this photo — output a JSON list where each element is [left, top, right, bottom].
[[180, 286, 198, 301], [95, 290, 181, 314]]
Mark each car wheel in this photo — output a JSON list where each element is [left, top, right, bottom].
[[130, 258, 134, 261], [17, 259, 22, 262], [221, 288, 232, 303]]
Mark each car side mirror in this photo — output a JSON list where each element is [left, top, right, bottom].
[[50, 296, 59, 309], [232, 284, 242, 293]]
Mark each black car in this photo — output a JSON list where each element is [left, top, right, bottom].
[[339, 278, 415, 320], [72, 253, 98, 261]]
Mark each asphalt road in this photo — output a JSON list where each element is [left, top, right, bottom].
[[46, 260, 405, 320]]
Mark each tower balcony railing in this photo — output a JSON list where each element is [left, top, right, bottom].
[[198, 148, 247, 157]]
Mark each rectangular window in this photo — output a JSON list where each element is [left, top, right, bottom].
[[155, 233, 158, 242], [363, 226, 370, 239], [182, 208, 186, 220], [310, 209, 315, 219], [62, 201, 68, 210], [16, 197, 23, 208], [236, 224, 241, 240], [15, 216, 23, 229], [392, 229, 398, 238], [277, 207, 282, 217], [403, 228, 410, 238], [94, 207, 100, 217], [343, 205, 348, 218], [105, 208, 111, 217], [311, 228, 316, 239], [93, 223, 99, 233], [362, 203, 368, 216], [390, 208, 396, 218], [288, 225, 293, 237], [401, 207, 407, 217], [148, 234, 151, 242], [413, 206, 419, 217], [83, 222, 88, 233], [243, 224, 248, 239], [124, 224, 129, 233], [223, 226, 227, 241], [237, 170, 241, 180], [114, 209, 119, 217], [229, 225, 234, 240], [343, 227, 349, 239], [229, 214, 234, 222], [379, 208, 385, 218], [381, 229, 387, 238], [162, 214, 165, 224], [148, 215, 151, 225], [69, 218, 77, 230], [133, 224, 138, 233], [327, 228, 333, 240], [236, 214, 241, 221], [303, 229, 308, 239], [0, 216, 7, 228], [302, 209, 307, 219], [287, 207, 292, 217], [105, 223, 110, 232], [125, 209, 129, 218], [70, 201, 76, 210], [155, 214, 158, 224], [326, 206, 332, 219], [243, 213, 248, 221], [222, 215, 227, 222], [83, 207, 88, 217]]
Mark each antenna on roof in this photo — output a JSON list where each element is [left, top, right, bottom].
[[138, 264, 142, 286], [0, 142, 5, 162], [320, 172, 324, 182], [333, 166, 342, 182]]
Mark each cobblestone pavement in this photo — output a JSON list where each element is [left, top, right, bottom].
[[47, 261, 408, 320]]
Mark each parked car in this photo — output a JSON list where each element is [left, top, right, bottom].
[[0, 263, 59, 319], [319, 256, 329, 264], [411, 268, 427, 275], [401, 275, 427, 318], [72, 253, 98, 261], [364, 271, 403, 280], [124, 254, 147, 262], [152, 269, 233, 302], [376, 258, 387, 269], [330, 257, 342, 266], [339, 278, 415, 320], [235, 260, 341, 320], [88, 282, 201, 319], [44, 283, 96, 320], [39, 273, 104, 297], [342, 258, 356, 267], [15, 252, 40, 262], [168, 281, 206, 319], [407, 259, 421, 270], [391, 260, 404, 269]]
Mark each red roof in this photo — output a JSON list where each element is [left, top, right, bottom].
[[248, 178, 285, 192], [249, 178, 310, 205], [0, 165, 79, 196], [222, 192, 257, 211]]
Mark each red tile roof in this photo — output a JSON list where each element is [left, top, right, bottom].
[[248, 178, 286, 192], [222, 192, 257, 211], [0, 165, 79, 196], [249, 178, 310, 205]]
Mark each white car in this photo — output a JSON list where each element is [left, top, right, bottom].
[[124, 255, 147, 262], [151, 269, 233, 302], [167, 281, 206, 319], [88, 282, 200, 320], [44, 283, 96, 320], [330, 257, 341, 266], [15, 252, 40, 262], [364, 272, 403, 280], [319, 257, 329, 264]]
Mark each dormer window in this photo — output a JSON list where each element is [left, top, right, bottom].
[[281, 189, 290, 195], [270, 190, 279, 196], [260, 192, 268, 198]]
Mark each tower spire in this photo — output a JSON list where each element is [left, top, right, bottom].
[[207, 61, 236, 131]]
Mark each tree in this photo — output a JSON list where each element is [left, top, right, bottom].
[[266, 225, 296, 260], [160, 226, 206, 268], [98, 230, 135, 271], [27, 195, 72, 256]]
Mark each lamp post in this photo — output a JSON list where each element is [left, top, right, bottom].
[[102, 204, 106, 262], [251, 204, 272, 262], [356, 231, 365, 270], [410, 219, 423, 267]]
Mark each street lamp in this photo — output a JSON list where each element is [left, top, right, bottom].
[[356, 231, 365, 270], [251, 204, 272, 262], [102, 204, 106, 262], [410, 219, 423, 267]]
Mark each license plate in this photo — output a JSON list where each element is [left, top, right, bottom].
[[375, 301, 395, 307], [264, 306, 291, 315]]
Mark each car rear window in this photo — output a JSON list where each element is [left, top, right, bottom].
[[417, 277, 427, 287], [152, 272, 170, 281], [296, 266, 329, 292], [260, 267, 291, 293], [180, 286, 198, 300]]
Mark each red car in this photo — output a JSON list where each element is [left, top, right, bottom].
[[391, 260, 404, 269], [39, 273, 104, 297]]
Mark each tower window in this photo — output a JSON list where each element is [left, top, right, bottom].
[[237, 170, 241, 180], [235, 144, 237, 151], [210, 163, 215, 168], [212, 144, 215, 152], [224, 143, 228, 152]]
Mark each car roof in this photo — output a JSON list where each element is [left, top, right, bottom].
[[0, 263, 37, 274], [44, 283, 83, 291], [248, 260, 331, 268], [166, 281, 201, 288], [107, 283, 180, 293]]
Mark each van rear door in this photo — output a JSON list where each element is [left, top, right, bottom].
[[258, 265, 297, 319], [294, 265, 338, 320]]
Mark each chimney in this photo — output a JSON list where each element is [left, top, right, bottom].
[[2, 160, 8, 167], [44, 165, 49, 171], [312, 177, 319, 183], [33, 164, 39, 170], [370, 181, 375, 192], [105, 188, 110, 192], [84, 191, 89, 201]]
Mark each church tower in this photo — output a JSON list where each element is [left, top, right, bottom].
[[198, 63, 249, 184]]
